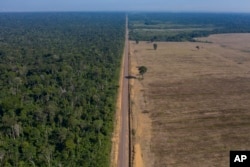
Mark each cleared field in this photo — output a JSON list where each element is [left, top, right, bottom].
[[130, 34, 250, 167]]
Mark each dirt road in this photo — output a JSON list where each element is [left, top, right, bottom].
[[117, 15, 129, 167]]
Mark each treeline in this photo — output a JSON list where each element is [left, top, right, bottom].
[[128, 13, 250, 42], [0, 12, 125, 166]]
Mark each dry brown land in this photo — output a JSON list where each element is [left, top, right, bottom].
[[130, 34, 250, 167], [110, 44, 123, 167]]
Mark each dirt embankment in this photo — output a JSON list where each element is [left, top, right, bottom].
[[110, 42, 124, 167]]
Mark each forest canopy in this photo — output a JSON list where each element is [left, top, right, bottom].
[[128, 13, 250, 42], [0, 12, 125, 167]]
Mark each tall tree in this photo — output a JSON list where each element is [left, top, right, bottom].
[[138, 66, 147, 79]]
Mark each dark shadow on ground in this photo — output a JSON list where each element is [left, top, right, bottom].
[[125, 75, 137, 79]]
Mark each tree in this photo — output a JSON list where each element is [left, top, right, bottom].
[[153, 43, 158, 50], [135, 39, 139, 44], [0, 12, 126, 167], [138, 66, 147, 79]]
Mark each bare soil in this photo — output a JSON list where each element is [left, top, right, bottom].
[[110, 43, 124, 167], [130, 42, 154, 167], [130, 34, 250, 167]]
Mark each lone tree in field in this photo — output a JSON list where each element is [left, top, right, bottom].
[[153, 43, 158, 50], [138, 66, 147, 79], [136, 39, 139, 44]]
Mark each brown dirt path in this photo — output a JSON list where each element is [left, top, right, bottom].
[[118, 15, 129, 167], [117, 14, 129, 167], [111, 15, 129, 167]]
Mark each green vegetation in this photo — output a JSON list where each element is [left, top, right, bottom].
[[128, 13, 250, 42], [0, 12, 125, 166], [138, 66, 147, 79]]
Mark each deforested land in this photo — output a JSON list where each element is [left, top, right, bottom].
[[130, 34, 250, 166], [1, 11, 250, 167], [129, 13, 250, 167]]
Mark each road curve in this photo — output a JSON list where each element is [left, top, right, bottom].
[[117, 15, 129, 167]]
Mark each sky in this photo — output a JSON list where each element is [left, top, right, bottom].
[[0, 0, 250, 13]]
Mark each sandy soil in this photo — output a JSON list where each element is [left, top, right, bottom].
[[197, 33, 250, 52], [110, 45, 124, 167], [129, 33, 250, 167], [130, 41, 154, 167]]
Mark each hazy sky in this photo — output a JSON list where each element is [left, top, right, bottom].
[[1, 0, 250, 13]]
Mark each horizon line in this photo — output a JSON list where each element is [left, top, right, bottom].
[[1, 10, 250, 14]]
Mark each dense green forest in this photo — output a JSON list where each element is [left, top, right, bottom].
[[128, 13, 250, 41], [0, 12, 125, 166]]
